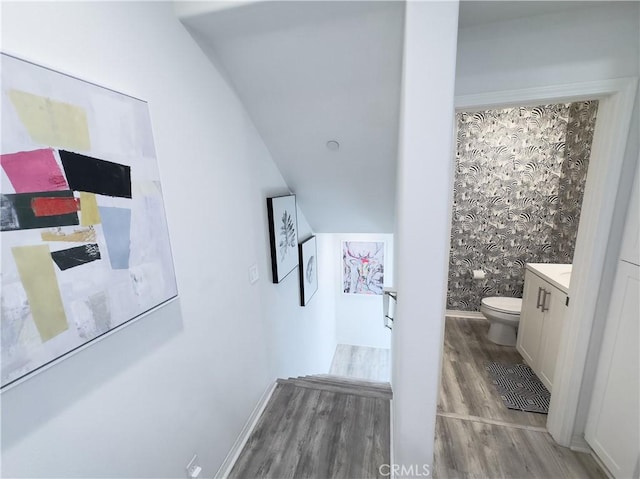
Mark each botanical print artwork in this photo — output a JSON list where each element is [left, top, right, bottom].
[[447, 101, 598, 311], [279, 209, 296, 262], [343, 241, 384, 295], [299, 235, 318, 306], [1, 54, 178, 388], [267, 194, 298, 283], [306, 255, 315, 284]]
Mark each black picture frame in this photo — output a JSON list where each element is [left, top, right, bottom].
[[266, 194, 299, 283], [298, 236, 318, 306]]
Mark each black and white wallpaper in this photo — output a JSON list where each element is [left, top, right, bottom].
[[447, 101, 598, 311]]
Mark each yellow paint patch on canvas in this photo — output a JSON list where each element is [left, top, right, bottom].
[[12, 245, 68, 342], [41, 226, 97, 243], [79, 192, 101, 225], [9, 89, 91, 151]]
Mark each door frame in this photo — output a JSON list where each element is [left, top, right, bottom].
[[453, 77, 638, 447]]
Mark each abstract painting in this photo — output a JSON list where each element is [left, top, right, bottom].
[[266, 194, 298, 283], [299, 236, 318, 306], [343, 241, 384, 295], [1, 54, 177, 389]]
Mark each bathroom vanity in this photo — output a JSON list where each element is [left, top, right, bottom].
[[516, 263, 571, 392]]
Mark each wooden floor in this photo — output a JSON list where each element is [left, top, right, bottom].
[[434, 316, 607, 479], [329, 344, 390, 382], [438, 316, 546, 427], [229, 375, 391, 479]]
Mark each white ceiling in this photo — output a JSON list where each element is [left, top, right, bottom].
[[177, 0, 609, 233], [179, 1, 405, 233]]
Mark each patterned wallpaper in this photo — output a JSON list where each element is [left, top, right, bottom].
[[447, 101, 598, 311]]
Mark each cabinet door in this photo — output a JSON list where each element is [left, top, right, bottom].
[[537, 285, 567, 392], [586, 261, 639, 478], [517, 270, 546, 369]]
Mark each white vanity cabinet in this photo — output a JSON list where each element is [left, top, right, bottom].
[[517, 270, 547, 367], [517, 264, 570, 392]]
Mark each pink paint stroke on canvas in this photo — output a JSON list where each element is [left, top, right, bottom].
[[0, 148, 68, 193]]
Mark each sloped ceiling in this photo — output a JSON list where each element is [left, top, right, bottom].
[[177, 1, 608, 233], [178, 1, 405, 233]]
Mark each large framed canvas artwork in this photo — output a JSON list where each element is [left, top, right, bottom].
[[342, 241, 384, 295], [0, 54, 178, 389], [298, 235, 318, 306], [267, 194, 298, 283]]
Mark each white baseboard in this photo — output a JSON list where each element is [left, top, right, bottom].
[[570, 436, 614, 479], [445, 309, 485, 319], [591, 453, 614, 479], [569, 434, 591, 454], [214, 381, 277, 479]]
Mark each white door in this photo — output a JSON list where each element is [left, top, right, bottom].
[[586, 260, 639, 478]]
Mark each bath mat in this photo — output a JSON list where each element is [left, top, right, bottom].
[[485, 362, 550, 414]]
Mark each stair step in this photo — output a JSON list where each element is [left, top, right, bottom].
[[297, 375, 392, 396], [307, 374, 391, 390], [278, 376, 392, 400]]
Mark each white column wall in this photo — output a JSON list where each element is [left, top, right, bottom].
[[392, 1, 459, 472]]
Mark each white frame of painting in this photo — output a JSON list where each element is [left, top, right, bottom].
[[342, 240, 385, 295], [298, 235, 318, 306], [266, 194, 299, 283], [0, 53, 178, 390]]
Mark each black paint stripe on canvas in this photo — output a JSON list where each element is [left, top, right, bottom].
[[51, 244, 101, 271], [59, 150, 132, 198], [0, 191, 79, 231]]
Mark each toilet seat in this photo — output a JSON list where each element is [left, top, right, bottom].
[[481, 297, 522, 315], [481, 297, 522, 346]]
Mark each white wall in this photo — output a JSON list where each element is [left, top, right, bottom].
[[455, 2, 639, 443], [456, 3, 639, 96], [266, 211, 337, 379], [0, 2, 334, 478], [393, 0, 459, 471], [318, 233, 393, 350]]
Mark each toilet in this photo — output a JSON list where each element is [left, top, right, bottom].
[[480, 297, 523, 346]]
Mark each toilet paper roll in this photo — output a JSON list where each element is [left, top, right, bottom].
[[472, 270, 486, 280]]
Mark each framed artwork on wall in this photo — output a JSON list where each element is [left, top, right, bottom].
[[266, 194, 298, 283], [342, 241, 384, 295], [0, 53, 178, 389], [298, 235, 318, 306]]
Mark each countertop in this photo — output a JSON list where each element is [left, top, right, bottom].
[[526, 263, 572, 294]]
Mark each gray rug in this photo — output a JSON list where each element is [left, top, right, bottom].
[[485, 362, 550, 414]]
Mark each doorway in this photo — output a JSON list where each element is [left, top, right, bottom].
[[448, 78, 637, 447], [447, 101, 598, 313]]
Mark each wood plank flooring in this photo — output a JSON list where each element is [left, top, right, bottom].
[[438, 316, 546, 427], [434, 316, 606, 478], [434, 415, 607, 479], [229, 376, 391, 479], [329, 344, 390, 382]]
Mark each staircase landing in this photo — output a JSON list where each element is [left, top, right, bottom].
[[228, 375, 392, 479]]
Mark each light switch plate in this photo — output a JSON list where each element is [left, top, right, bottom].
[[249, 264, 259, 284]]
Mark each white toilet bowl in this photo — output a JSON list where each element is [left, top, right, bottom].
[[480, 297, 522, 346]]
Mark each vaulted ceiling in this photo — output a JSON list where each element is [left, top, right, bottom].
[[176, 1, 607, 233]]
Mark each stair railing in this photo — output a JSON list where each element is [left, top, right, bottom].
[[383, 288, 397, 330]]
